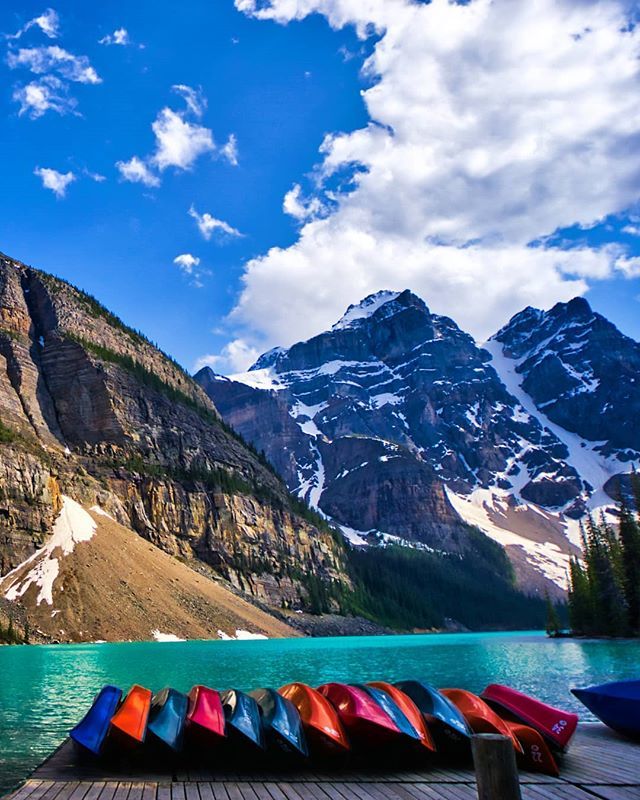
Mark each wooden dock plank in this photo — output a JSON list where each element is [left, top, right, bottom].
[[4, 725, 638, 800]]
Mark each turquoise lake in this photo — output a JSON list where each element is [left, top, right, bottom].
[[1, 631, 639, 792]]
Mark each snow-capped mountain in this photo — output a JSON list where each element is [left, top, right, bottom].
[[196, 291, 638, 596]]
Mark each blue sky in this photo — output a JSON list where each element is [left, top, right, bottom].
[[2, 0, 639, 374]]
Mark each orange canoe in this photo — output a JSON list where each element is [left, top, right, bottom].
[[440, 689, 523, 753], [504, 720, 559, 776], [109, 684, 152, 746], [368, 682, 437, 753], [279, 682, 350, 757]]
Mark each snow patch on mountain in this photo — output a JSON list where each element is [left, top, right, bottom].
[[446, 487, 571, 588], [484, 338, 630, 508], [2, 497, 97, 605]]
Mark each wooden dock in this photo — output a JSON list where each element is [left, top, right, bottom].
[[4, 725, 639, 800]]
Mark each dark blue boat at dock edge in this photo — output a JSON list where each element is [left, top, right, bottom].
[[69, 685, 123, 756], [395, 680, 472, 753], [221, 689, 265, 751], [249, 687, 308, 758], [147, 688, 189, 752], [572, 680, 640, 740]]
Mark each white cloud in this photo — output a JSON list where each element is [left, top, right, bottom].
[[151, 108, 214, 171], [283, 183, 325, 221], [12, 75, 76, 118], [173, 253, 208, 287], [228, 0, 640, 356], [622, 225, 640, 236], [220, 134, 239, 166], [172, 84, 206, 117], [194, 339, 260, 374], [115, 156, 160, 187], [174, 253, 200, 272], [99, 28, 130, 46], [8, 45, 101, 84], [115, 86, 235, 187], [7, 8, 60, 39], [188, 206, 243, 240], [83, 169, 106, 182], [34, 166, 75, 198]]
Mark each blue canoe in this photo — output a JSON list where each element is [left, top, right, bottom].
[[357, 684, 422, 744], [395, 680, 472, 756], [147, 688, 189, 752], [572, 680, 640, 740], [70, 685, 123, 756], [249, 688, 308, 758], [221, 689, 265, 751]]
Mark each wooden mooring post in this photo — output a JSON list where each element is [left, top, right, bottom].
[[471, 733, 522, 800]]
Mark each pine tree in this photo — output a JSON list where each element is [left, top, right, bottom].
[[545, 592, 561, 636]]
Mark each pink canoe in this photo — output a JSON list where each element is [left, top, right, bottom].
[[186, 685, 226, 743], [481, 684, 578, 751]]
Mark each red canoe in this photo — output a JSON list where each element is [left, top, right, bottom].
[[279, 682, 350, 757], [317, 683, 401, 745], [481, 684, 578, 751], [368, 681, 437, 753], [440, 689, 523, 753], [186, 685, 226, 743], [109, 684, 152, 746], [503, 720, 559, 776]]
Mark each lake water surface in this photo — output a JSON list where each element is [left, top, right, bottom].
[[1, 631, 639, 792]]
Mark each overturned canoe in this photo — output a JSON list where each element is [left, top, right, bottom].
[[109, 684, 152, 747], [368, 682, 436, 753], [148, 687, 189, 752], [318, 683, 401, 746], [482, 683, 578, 751], [186, 685, 226, 744], [358, 684, 424, 748], [440, 688, 523, 752], [504, 720, 559, 776], [395, 680, 472, 756], [221, 689, 265, 751], [70, 685, 122, 756], [279, 682, 350, 757], [572, 680, 640, 740], [250, 687, 308, 758]]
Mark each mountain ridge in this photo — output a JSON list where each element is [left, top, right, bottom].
[[197, 288, 637, 598]]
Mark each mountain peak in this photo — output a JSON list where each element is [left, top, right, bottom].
[[332, 290, 402, 331]]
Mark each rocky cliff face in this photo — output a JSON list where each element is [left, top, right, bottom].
[[197, 290, 637, 596], [0, 253, 349, 632]]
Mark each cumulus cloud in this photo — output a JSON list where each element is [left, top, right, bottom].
[[283, 184, 326, 221], [116, 86, 233, 187], [8, 45, 101, 83], [7, 34, 101, 117], [151, 108, 214, 171], [194, 339, 261, 374], [172, 84, 206, 117], [7, 8, 60, 40], [188, 206, 243, 240], [99, 28, 130, 46], [115, 156, 160, 187], [12, 75, 76, 118], [220, 134, 239, 166], [223, 0, 640, 366], [173, 253, 208, 287], [34, 166, 75, 198]]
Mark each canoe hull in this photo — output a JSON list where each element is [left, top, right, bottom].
[[395, 680, 471, 758], [440, 689, 523, 753], [572, 681, 640, 740], [109, 684, 152, 748], [148, 688, 189, 752], [482, 684, 578, 751], [70, 685, 122, 757], [249, 688, 308, 760], [186, 685, 226, 747], [279, 682, 350, 759], [505, 721, 559, 776], [318, 683, 401, 749], [221, 689, 265, 753], [368, 682, 436, 754]]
